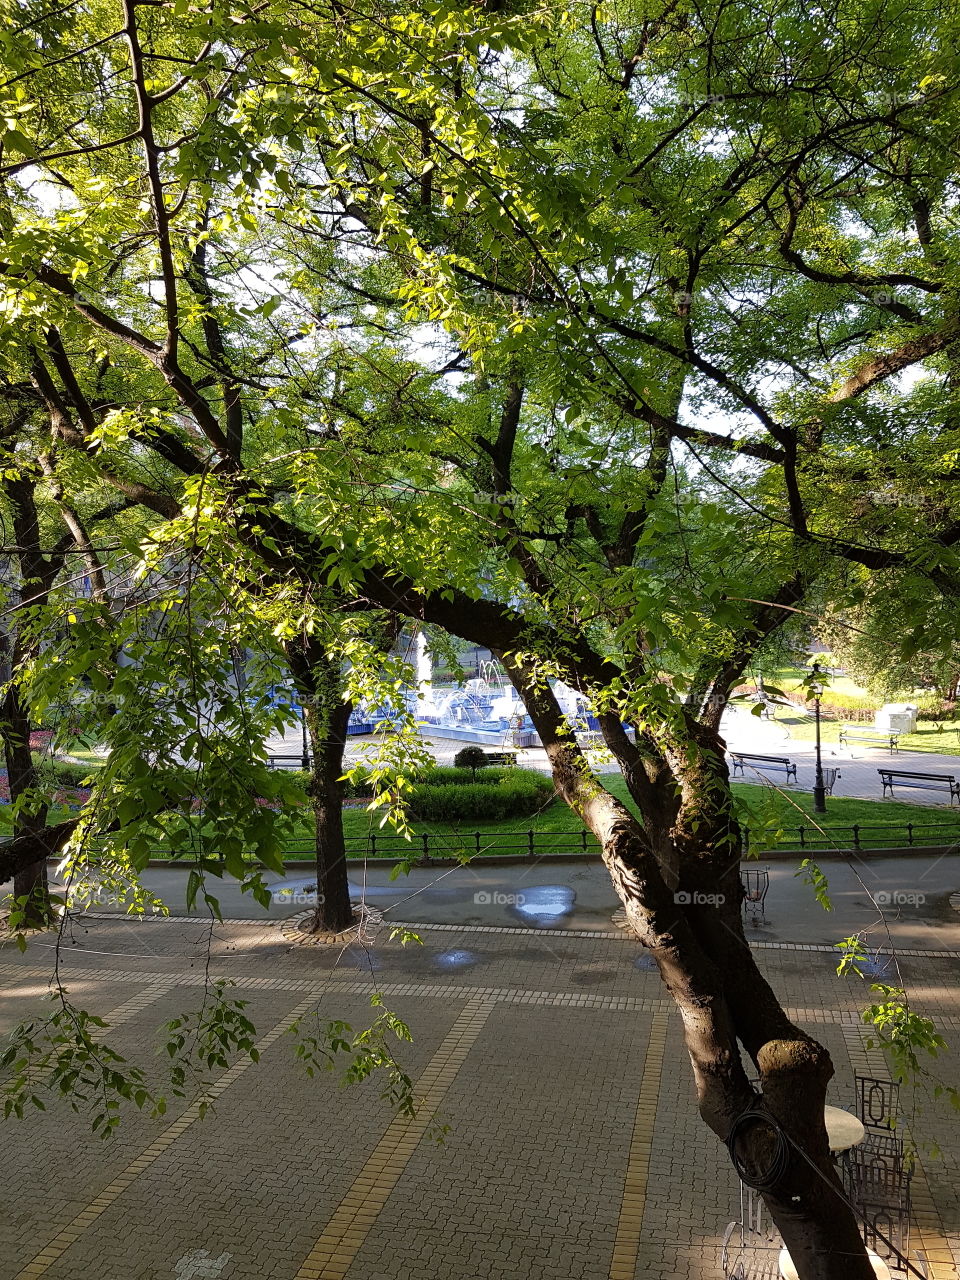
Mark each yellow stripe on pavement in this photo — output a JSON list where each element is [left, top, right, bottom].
[[609, 1010, 669, 1280], [293, 995, 496, 1280], [17, 996, 317, 1280]]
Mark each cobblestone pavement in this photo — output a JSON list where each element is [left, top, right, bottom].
[[1, 916, 958, 1280]]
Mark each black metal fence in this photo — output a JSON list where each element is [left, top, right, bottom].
[[331, 829, 595, 859], [119, 822, 960, 862], [754, 822, 960, 852], [259, 820, 960, 860]]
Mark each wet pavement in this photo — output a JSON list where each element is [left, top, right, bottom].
[[63, 852, 960, 951]]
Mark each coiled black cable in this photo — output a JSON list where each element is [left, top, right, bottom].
[[725, 1104, 792, 1191]]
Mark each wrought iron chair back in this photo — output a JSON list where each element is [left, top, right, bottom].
[[720, 1185, 782, 1279], [741, 868, 770, 922], [857, 1075, 901, 1132]]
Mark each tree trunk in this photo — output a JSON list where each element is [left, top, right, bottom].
[[0, 472, 67, 930], [2, 681, 53, 929], [498, 653, 876, 1280], [283, 636, 354, 934], [304, 693, 354, 933]]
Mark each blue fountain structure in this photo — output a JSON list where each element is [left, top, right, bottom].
[[391, 635, 609, 747], [267, 641, 609, 747]]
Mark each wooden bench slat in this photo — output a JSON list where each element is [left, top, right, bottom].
[[877, 769, 960, 804], [729, 753, 797, 783]]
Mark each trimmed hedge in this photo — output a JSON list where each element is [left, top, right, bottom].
[[31, 754, 96, 788], [418, 766, 516, 786], [409, 767, 554, 821]]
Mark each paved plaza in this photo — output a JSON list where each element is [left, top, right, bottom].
[[1, 906, 959, 1280], [3, 709, 959, 1279]]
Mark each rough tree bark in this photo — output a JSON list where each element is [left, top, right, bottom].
[[282, 635, 354, 934], [2, 675, 51, 925], [0, 473, 65, 928], [499, 652, 875, 1280]]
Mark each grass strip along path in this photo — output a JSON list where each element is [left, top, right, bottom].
[[122, 776, 960, 862]]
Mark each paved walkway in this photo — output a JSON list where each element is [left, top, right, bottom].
[[59, 853, 960, 950], [1, 917, 958, 1280]]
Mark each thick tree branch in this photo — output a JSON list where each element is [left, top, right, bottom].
[[0, 820, 79, 883], [827, 323, 960, 402]]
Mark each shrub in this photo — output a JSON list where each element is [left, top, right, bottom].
[[914, 694, 956, 721], [420, 765, 514, 786], [409, 767, 554, 821], [453, 746, 490, 778], [286, 768, 374, 798], [31, 754, 96, 788], [817, 701, 876, 723]]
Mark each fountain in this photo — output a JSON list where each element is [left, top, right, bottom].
[[342, 646, 619, 749], [398, 644, 528, 745]]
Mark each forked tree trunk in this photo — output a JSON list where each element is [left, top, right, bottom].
[[283, 637, 354, 934], [500, 654, 876, 1280]]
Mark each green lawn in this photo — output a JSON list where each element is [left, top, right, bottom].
[[273, 775, 960, 859], [748, 666, 960, 756], [35, 750, 960, 860], [768, 707, 960, 757], [762, 664, 873, 702], [63, 748, 110, 768]]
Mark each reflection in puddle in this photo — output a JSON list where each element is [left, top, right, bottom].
[[434, 949, 482, 970], [347, 881, 399, 899], [271, 879, 396, 907], [270, 879, 318, 904], [510, 885, 576, 928], [634, 953, 657, 972]]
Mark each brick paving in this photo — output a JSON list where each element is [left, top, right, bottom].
[[1, 917, 958, 1280]]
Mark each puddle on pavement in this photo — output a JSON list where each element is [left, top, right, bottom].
[[434, 948, 483, 970], [269, 878, 318, 904], [633, 952, 657, 972], [509, 884, 576, 928], [859, 952, 894, 979]]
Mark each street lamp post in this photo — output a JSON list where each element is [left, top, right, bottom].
[[811, 661, 826, 814]]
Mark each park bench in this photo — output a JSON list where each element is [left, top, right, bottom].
[[839, 726, 900, 753], [730, 753, 797, 784], [267, 753, 311, 769], [483, 751, 518, 766], [878, 769, 960, 805]]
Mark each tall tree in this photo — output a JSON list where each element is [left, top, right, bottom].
[[3, 0, 960, 1273]]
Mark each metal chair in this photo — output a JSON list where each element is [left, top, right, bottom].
[[856, 1075, 901, 1133], [721, 1185, 782, 1279], [842, 1131, 907, 1189], [741, 868, 770, 923], [845, 1141, 913, 1258], [858, 1196, 914, 1269]]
